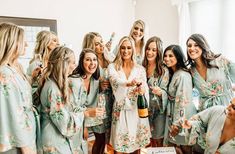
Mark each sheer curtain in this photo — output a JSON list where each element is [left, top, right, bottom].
[[172, 0, 235, 61]]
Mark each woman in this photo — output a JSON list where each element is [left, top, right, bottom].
[[27, 30, 59, 76], [108, 36, 151, 154], [129, 20, 145, 64], [170, 97, 235, 154], [0, 22, 38, 154], [82, 32, 114, 154], [186, 34, 235, 111], [38, 46, 89, 153], [142, 36, 169, 147], [27, 30, 59, 93], [163, 45, 197, 153], [71, 48, 106, 154]]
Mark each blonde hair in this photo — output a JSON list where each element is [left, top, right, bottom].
[[0, 23, 25, 76], [39, 46, 74, 104], [129, 20, 145, 56], [0, 22, 25, 71], [113, 36, 136, 70], [82, 32, 109, 67], [30, 30, 57, 65]]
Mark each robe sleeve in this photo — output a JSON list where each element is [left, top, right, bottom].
[[46, 86, 84, 138]]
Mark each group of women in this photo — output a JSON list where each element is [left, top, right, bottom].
[[0, 19, 235, 154]]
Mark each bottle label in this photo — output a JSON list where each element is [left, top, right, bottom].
[[138, 108, 148, 118]]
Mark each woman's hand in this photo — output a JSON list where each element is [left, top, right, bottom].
[[150, 86, 162, 96], [31, 67, 42, 81], [169, 125, 180, 137], [100, 79, 110, 91], [133, 84, 145, 95], [126, 79, 141, 87], [83, 127, 89, 140], [84, 107, 105, 117]]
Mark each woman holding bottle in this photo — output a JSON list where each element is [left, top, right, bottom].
[[142, 36, 169, 147], [108, 36, 151, 154]]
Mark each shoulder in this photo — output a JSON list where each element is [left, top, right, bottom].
[[175, 70, 191, 79], [0, 65, 15, 84], [107, 63, 115, 69], [42, 79, 60, 94], [135, 64, 146, 72], [209, 105, 226, 112]]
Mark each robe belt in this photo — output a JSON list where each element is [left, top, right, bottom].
[[201, 93, 225, 109]]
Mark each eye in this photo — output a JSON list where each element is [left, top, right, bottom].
[[127, 47, 132, 50], [140, 28, 144, 32], [134, 27, 139, 30], [121, 46, 126, 50]]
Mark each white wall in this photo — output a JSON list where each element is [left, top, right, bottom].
[[135, 0, 178, 49], [0, 0, 135, 58]]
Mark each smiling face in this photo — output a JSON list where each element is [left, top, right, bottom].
[[187, 39, 203, 60], [83, 52, 98, 76], [131, 23, 144, 42], [94, 36, 104, 54], [146, 41, 157, 63], [120, 40, 133, 61], [163, 50, 177, 70], [48, 34, 59, 51], [67, 53, 76, 75]]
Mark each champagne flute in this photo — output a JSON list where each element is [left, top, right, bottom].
[[152, 79, 158, 100], [97, 93, 106, 119], [178, 109, 186, 136], [102, 68, 109, 92]]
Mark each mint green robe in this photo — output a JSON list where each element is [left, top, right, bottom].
[[40, 79, 84, 154], [0, 65, 38, 153]]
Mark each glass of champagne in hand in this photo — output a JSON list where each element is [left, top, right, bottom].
[[179, 109, 186, 136], [152, 79, 158, 100]]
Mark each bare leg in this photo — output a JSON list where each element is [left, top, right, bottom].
[[92, 132, 106, 154]]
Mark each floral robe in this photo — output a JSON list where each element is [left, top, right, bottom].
[[191, 56, 235, 111], [148, 67, 169, 139], [40, 79, 84, 154], [27, 59, 42, 93], [108, 63, 151, 153], [72, 76, 105, 134], [99, 67, 114, 132], [186, 106, 235, 154], [165, 69, 197, 145], [0, 65, 38, 153]]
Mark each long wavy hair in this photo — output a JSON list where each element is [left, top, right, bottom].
[[38, 46, 74, 104], [129, 20, 145, 57], [142, 36, 164, 77], [0, 22, 25, 74], [82, 32, 109, 68], [186, 33, 220, 69], [113, 36, 136, 71], [30, 30, 58, 66], [164, 45, 189, 76], [72, 48, 100, 80]]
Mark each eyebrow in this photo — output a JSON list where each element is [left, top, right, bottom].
[[230, 101, 235, 109]]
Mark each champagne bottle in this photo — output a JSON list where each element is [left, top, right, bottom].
[[137, 84, 148, 118]]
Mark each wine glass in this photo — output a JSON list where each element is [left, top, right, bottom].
[[178, 109, 186, 136], [102, 69, 109, 92], [152, 79, 158, 101], [97, 93, 106, 119]]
